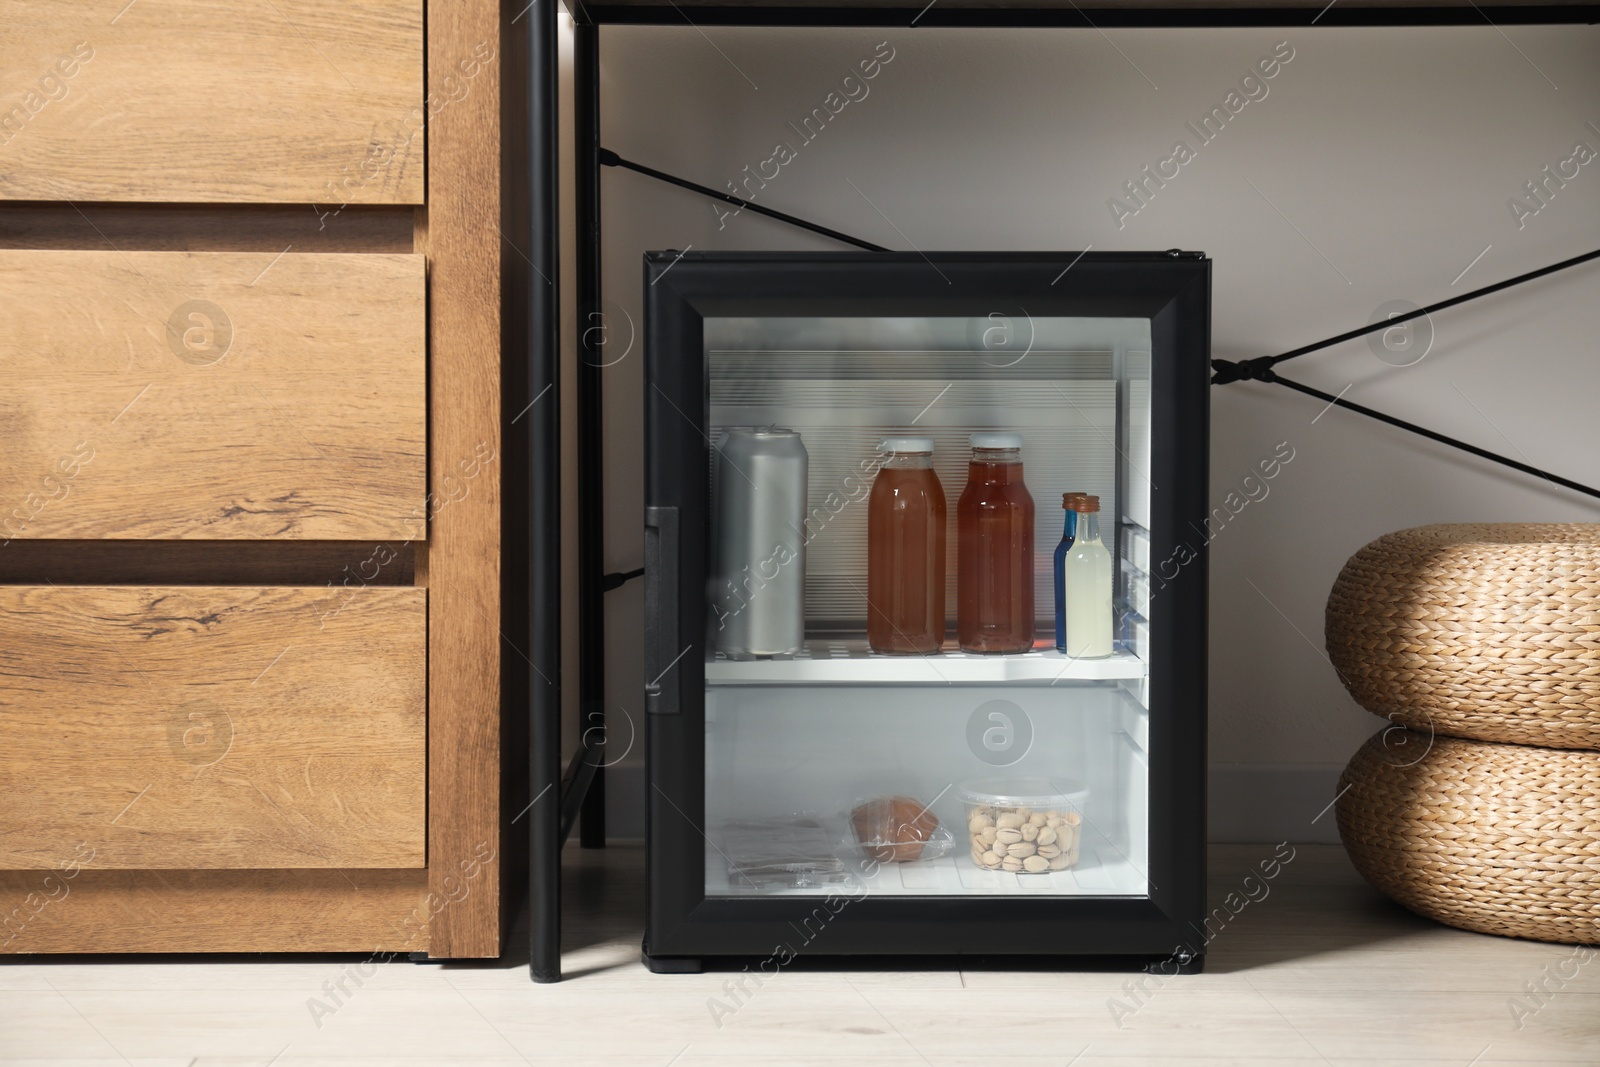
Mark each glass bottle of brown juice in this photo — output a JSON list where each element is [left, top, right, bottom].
[[867, 437, 946, 654], [957, 432, 1035, 654]]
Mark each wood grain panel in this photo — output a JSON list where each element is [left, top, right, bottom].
[[0, 203, 416, 253], [0, 541, 415, 587], [0, 0, 424, 204], [423, 0, 503, 959], [0, 250, 426, 541], [0, 868, 430, 954], [0, 585, 426, 870]]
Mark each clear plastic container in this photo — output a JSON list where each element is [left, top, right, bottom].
[[847, 794, 955, 864], [959, 778, 1088, 874], [719, 815, 855, 890]]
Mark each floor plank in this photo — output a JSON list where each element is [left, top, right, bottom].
[[2, 844, 1596, 1065]]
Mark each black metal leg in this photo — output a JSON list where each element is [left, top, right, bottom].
[[559, 724, 604, 846], [575, 18, 608, 850], [521, 0, 563, 985]]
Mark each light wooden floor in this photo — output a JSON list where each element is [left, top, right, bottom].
[[2, 843, 1597, 1065]]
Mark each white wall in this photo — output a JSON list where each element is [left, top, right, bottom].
[[586, 23, 1600, 842]]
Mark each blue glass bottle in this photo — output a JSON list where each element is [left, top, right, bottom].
[[1053, 493, 1080, 651]]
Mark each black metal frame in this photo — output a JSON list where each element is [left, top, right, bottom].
[[575, 19, 609, 850], [507, 0, 564, 984], [585, 1, 1598, 26], [533, 0, 1597, 982], [641, 250, 1211, 971], [1211, 246, 1600, 501]]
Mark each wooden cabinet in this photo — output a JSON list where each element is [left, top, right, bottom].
[[0, 585, 426, 871], [0, 250, 427, 540], [0, 0, 504, 958], [0, 0, 425, 203]]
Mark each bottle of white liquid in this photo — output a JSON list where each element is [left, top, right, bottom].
[[1063, 494, 1113, 658]]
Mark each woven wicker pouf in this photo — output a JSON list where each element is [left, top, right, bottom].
[[1327, 523, 1600, 750], [1337, 727, 1600, 944]]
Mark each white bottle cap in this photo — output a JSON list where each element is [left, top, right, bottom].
[[969, 431, 1023, 450], [879, 436, 935, 454]]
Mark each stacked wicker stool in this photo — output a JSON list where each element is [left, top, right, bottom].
[[1326, 524, 1600, 944]]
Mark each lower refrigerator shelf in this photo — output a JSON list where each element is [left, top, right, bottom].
[[705, 842, 1150, 899], [706, 637, 1146, 686]]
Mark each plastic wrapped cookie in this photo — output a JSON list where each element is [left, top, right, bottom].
[[849, 795, 954, 863]]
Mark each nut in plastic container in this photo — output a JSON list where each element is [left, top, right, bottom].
[[959, 778, 1087, 874]]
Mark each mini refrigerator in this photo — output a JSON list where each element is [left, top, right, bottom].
[[642, 251, 1210, 973]]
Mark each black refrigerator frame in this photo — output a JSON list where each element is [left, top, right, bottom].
[[641, 250, 1210, 972]]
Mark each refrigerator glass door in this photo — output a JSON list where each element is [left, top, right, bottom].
[[700, 315, 1153, 900]]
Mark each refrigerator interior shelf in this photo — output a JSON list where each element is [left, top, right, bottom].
[[706, 638, 1147, 686], [707, 842, 1149, 898]]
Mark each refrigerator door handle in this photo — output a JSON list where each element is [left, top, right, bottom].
[[644, 505, 681, 716]]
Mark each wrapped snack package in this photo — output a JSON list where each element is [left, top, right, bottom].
[[721, 815, 854, 890], [849, 795, 954, 863]]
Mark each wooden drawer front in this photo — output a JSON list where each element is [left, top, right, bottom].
[[0, 250, 426, 541], [0, 585, 426, 870], [0, 0, 424, 203]]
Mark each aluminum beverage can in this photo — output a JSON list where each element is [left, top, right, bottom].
[[711, 427, 807, 658]]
